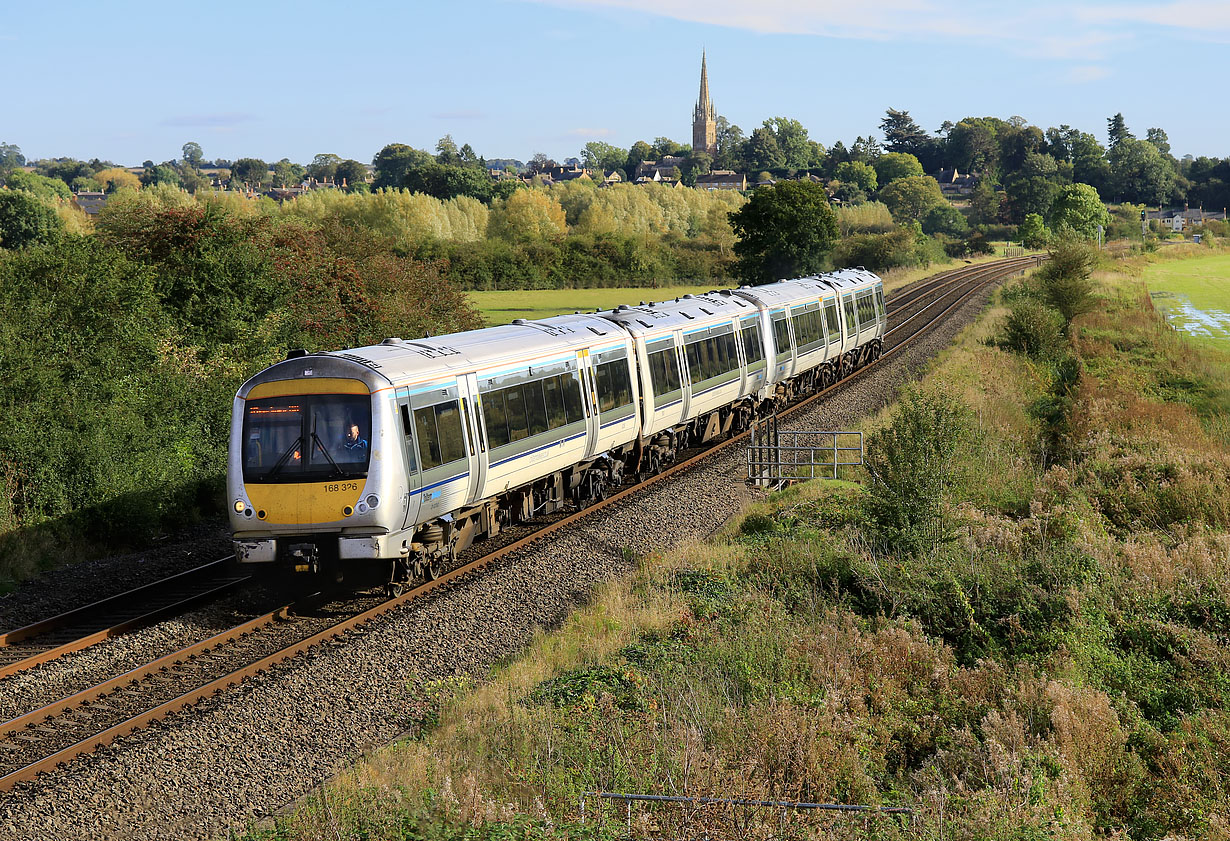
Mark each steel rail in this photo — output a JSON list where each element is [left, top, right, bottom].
[[0, 558, 248, 680], [0, 255, 1039, 793]]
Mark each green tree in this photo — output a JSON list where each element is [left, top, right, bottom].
[[0, 191, 63, 249], [307, 152, 342, 182], [371, 144, 434, 189], [181, 141, 204, 168], [1107, 112, 1133, 149], [37, 158, 93, 186], [1018, 213, 1051, 248], [625, 140, 654, 172], [1068, 131, 1111, 193], [879, 175, 946, 222], [1004, 151, 1061, 223], [863, 386, 970, 556], [1108, 138, 1175, 205], [968, 180, 1004, 226], [713, 117, 745, 170], [141, 164, 182, 188], [230, 158, 268, 188], [1145, 127, 1171, 157], [652, 137, 687, 158], [335, 159, 368, 189], [1037, 240, 1098, 323], [1048, 183, 1110, 240], [4, 169, 72, 200], [581, 141, 629, 174], [874, 152, 924, 186], [744, 126, 785, 171], [881, 109, 930, 154], [435, 135, 460, 165], [836, 160, 878, 193], [763, 117, 815, 169], [0, 142, 25, 174], [946, 118, 1001, 177], [921, 204, 969, 237], [271, 158, 306, 188], [730, 180, 839, 284]]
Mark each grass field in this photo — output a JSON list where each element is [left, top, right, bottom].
[[1144, 252, 1230, 342], [467, 285, 728, 325]]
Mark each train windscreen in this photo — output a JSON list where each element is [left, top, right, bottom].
[[242, 394, 371, 483]]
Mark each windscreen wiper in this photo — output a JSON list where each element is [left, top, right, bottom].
[[265, 436, 303, 480], [311, 417, 345, 477]]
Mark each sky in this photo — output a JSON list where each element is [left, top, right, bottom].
[[3, 0, 1228, 167]]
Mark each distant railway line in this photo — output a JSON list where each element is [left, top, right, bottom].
[[0, 254, 1041, 794]]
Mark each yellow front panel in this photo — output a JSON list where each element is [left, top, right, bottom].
[[247, 378, 369, 399], [245, 480, 365, 526]]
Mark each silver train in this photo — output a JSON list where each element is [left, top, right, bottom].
[[227, 270, 886, 590]]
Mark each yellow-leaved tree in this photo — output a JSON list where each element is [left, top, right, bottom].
[[488, 189, 566, 241]]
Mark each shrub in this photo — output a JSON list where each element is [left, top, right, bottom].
[[1001, 299, 1065, 358], [1038, 240, 1098, 323], [862, 387, 971, 555], [0, 190, 63, 249]]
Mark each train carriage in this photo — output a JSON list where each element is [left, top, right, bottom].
[[228, 269, 887, 592]]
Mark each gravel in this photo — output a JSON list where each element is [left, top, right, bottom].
[[0, 277, 1000, 841]]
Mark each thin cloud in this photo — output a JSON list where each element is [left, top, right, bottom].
[[432, 109, 485, 120], [160, 113, 254, 128], [1080, 1, 1230, 30], [1066, 64, 1112, 83]]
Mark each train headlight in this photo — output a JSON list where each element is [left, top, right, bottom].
[[357, 502, 369, 514], [233, 499, 245, 513], [366, 495, 380, 509]]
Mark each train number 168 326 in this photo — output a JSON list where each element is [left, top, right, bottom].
[[324, 482, 359, 493]]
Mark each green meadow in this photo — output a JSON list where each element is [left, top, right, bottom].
[[467, 285, 720, 325], [1144, 252, 1230, 343]]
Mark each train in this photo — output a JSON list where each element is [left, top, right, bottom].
[[227, 269, 886, 592]]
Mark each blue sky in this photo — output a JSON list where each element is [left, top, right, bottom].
[[3, 0, 1227, 166]]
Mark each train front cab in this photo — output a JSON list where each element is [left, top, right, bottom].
[[228, 356, 412, 584]]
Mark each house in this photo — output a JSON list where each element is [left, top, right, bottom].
[[929, 167, 978, 198], [72, 191, 107, 215], [634, 158, 683, 183], [694, 170, 747, 191], [1146, 206, 1228, 232], [601, 170, 623, 186], [543, 165, 592, 182]]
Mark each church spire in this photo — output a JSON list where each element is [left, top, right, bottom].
[[692, 51, 717, 156]]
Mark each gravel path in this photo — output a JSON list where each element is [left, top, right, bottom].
[[0, 278, 1000, 841]]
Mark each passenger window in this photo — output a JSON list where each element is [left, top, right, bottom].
[[434, 403, 466, 464], [544, 376, 567, 429], [596, 360, 632, 412], [524, 380, 549, 437], [742, 321, 764, 365], [506, 386, 528, 441], [414, 406, 442, 470], [844, 295, 857, 333], [484, 390, 509, 448], [561, 373, 585, 421], [825, 302, 841, 342], [772, 316, 792, 360]]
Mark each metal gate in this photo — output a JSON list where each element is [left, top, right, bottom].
[[747, 414, 863, 486]]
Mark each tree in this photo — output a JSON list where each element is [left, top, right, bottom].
[[94, 167, 141, 193], [763, 117, 815, 169], [1048, 183, 1109, 240], [713, 117, 745, 170], [1108, 138, 1175, 205], [1145, 128, 1171, 157], [625, 141, 654, 173], [0, 191, 63, 249], [581, 141, 628, 174], [1037, 240, 1098, 323], [488, 189, 566, 241], [0, 142, 24, 174], [968, 180, 1004, 226], [230, 158, 268, 188], [1003, 151, 1061, 223], [879, 176, 946, 223], [1068, 131, 1111, 194], [1107, 113, 1133, 150], [681, 151, 713, 186], [307, 153, 342, 182], [371, 144, 433, 189], [921, 204, 969, 237], [1018, 213, 1051, 248], [881, 109, 930, 154], [38, 158, 94, 186], [652, 137, 687, 158], [874, 152, 924, 186], [946, 118, 1001, 177], [271, 159, 306, 188], [335, 159, 368, 189], [744, 126, 785, 171], [836, 160, 878, 193], [181, 142, 204, 168], [141, 164, 181, 188], [730, 180, 839, 284], [4, 169, 72, 200]]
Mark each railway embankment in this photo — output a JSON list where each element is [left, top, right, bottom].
[[0, 262, 1016, 839], [241, 245, 1230, 840]]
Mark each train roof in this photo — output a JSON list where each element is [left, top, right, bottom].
[[598, 288, 756, 337]]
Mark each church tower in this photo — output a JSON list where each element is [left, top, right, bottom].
[[692, 51, 717, 157]]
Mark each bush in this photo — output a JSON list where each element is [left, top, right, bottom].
[[832, 228, 919, 271], [862, 387, 971, 556], [1018, 213, 1051, 248], [1038, 240, 1098, 323], [0, 190, 63, 249], [1001, 299, 1065, 358]]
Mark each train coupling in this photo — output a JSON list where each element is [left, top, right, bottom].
[[288, 542, 320, 575]]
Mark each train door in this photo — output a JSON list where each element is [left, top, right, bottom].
[[395, 387, 423, 530], [676, 328, 694, 421], [579, 349, 601, 458], [457, 374, 487, 505]]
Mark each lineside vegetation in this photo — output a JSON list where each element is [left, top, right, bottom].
[[241, 244, 1230, 841]]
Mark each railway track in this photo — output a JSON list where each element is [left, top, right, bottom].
[[0, 560, 248, 680], [0, 254, 1040, 794]]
